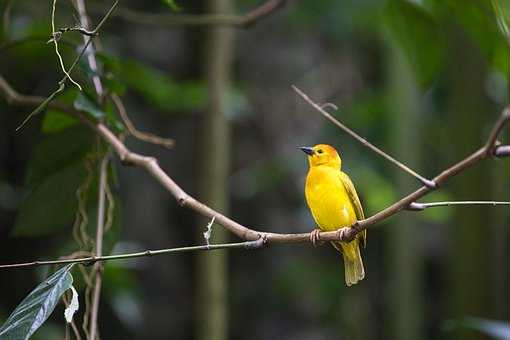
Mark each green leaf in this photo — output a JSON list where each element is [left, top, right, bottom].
[[73, 92, 124, 131], [73, 93, 105, 120], [96, 52, 207, 112], [386, 0, 444, 87], [14, 125, 98, 236], [42, 110, 79, 134], [104, 101, 125, 133], [444, 317, 510, 339], [444, 0, 510, 75], [24, 126, 94, 187], [0, 265, 74, 340], [162, 0, 181, 12], [14, 162, 89, 236], [102, 75, 127, 96], [118, 59, 206, 112]]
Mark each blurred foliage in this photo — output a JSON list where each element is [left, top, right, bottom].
[[385, 0, 444, 87], [444, 317, 510, 340], [161, 0, 182, 12], [2, 0, 510, 339], [14, 127, 95, 236], [98, 53, 206, 112]]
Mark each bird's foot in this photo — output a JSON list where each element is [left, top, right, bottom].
[[310, 229, 322, 247], [338, 227, 347, 241]]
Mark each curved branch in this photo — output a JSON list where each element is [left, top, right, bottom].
[[485, 106, 510, 155], [1, 76, 509, 245], [89, 0, 287, 28], [110, 93, 175, 149]]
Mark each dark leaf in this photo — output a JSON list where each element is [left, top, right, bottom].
[[14, 162, 89, 236], [41, 110, 79, 134], [24, 126, 94, 188], [386, 0, 444, 87]]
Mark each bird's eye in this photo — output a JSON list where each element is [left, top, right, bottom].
[[317, 149, 323, 154]]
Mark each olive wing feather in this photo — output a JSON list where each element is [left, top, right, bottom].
[[339, 171, 367, 248]]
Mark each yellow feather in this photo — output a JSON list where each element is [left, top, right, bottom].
[[303, 144, 366, 286]]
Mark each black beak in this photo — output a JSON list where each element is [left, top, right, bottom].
[[300, 146, 314, 156]]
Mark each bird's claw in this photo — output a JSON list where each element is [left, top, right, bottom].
[[310, 229, 322, 247], [338, 227, 347, 241]]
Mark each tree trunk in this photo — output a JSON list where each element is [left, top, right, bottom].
[[195, 0, 233, 339], [386, 36, 424, 340], [447, 24, 491, 339]]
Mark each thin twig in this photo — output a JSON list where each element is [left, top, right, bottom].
[[88, 153, 108, 340], [56, 26, 98, 37], [56, 0, 118, 38], [72, 1, 117, 338], [57, 0, 118, 40], [14, 0, 118, 131], [15, 38, 92, 131], [1, 76, 510, 245], [73, 0, 119, 100], [111, 94, 175, 148], [89, 0, 286, 28], [0, 239, 266, 269], [292, 85, 437, 188], [485, 106, 510, 155], [51, 0, 82, 90], [15, 82, 66, 131], [407, 201, 510, 211]]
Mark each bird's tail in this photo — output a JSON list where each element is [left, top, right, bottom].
[[333, 240, 365, 286]]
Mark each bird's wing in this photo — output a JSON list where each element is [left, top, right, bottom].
[[339, 171, 366, 248]]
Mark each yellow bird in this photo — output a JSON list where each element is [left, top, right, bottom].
[[301, 144, 366, 286]]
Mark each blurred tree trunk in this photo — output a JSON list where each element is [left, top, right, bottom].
[[447, 25, 491, 338], [386, 37, 424, 340], [195, 0, 233, 339], [490, 147, 510, 320]]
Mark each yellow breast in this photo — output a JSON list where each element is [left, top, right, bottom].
[[305, 166, 357, 231]]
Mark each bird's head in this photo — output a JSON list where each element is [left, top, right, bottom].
[[300, 144, 341, 169]]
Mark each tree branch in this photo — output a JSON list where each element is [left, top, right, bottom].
[[71, 1, 116, 338], [0, 239, 266, 269], [292, 85, 437, 188], [407, 201, 510, 211], [73, 0, 118, 100], [57, 0, 118, 37], [15, 0, 118, 131], [110, 93, 175, 149], [1, 76, 509, 246], [88, 153, 108, 340], [89, 0, 287, 28], [14, 39, 90, 131], [494, 144, 510, 157]]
